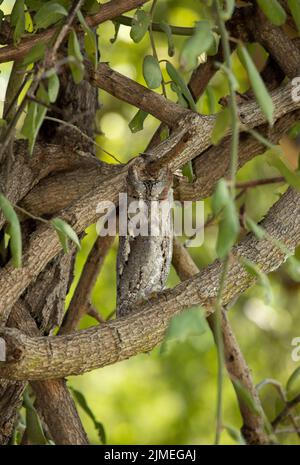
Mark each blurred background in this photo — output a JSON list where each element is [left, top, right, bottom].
[[1, 0, 300, 445]]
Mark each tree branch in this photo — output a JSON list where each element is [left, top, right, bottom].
[[0, 187, 299, 380], [0, 0, 150, 64]]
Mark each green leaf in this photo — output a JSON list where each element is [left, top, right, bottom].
[[212, 180, 240, 258], [288, 0, 300, 35], [164, 307, 207, 344], [22, 83, 49, 154], [23, 389, 47, 445], [71, 387, 106, 444], [51, 217, 81, 253], [266, 151, 300, 191], [238, 45, 274, 125], [246, 217, 266, 240], [77, 10, 98, 68], [257, 0, 287, 26], [130, 9, 151, 43], [48, 72, 60, 103], [10, 0, 25, 45], [129, 109, 148, 133], [170, 82, 189, 108], [220, 0, 236, 20], [223, 425, 246, 445], [241, 258, 273, 304], [23, 43, 46, 65], [68, 29, 84, 84], [0, 194, 22, 268], [211, 108, 231, 145], [180, 21, 214, 71], [212, 178, 229, 215], [182, 161, 194, 182], [110, 21, 120, 44], [166, 61, 197, 111], [286, 366, 300, 394], [34, 2, 68, 29], [143, 55, 162, 89], [159, 21, 175, 57], [285, 256, 300, 282], [206, 32, 220, 57], [232, 378, 262, 415]]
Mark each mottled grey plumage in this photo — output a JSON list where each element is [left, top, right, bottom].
[[116, 160, 173, 317]]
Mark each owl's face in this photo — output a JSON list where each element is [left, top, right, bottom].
[[127, 159, 172, 201]]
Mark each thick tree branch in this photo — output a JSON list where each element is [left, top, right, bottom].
[[0, 188, 299, 380]]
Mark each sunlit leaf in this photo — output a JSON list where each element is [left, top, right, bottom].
[[182, 161, 194, 182], [51, 217, 80, 253], [286, 366, 300, 395], [0, 195, 22, 268]]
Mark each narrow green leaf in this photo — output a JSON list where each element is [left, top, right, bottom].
[[241, 258, 273, 304], [34, 2, 68, 30], [246, 217, 266, 240], [23, 389, 47, 445], [238, 45, 274, 125], [211, 108, 231, 145], [257, 0, 287, 26], [130, 9, 151, 43], [288, 0, 300, 35], [182, 161, 194, 182], [170, 82, 189, 108], [10, 0, 25, 44], [68, 29, 84, 84], [212, 180, 239, 258], [129, 109, 148, 133], [220, 0, 236, 20], [143, 55, 162, 89], [0, 194, 22, 268], [207, 32, 220, 57], [232, 378, 262, 415], [51, 217, 81, 252], [22, 83, 49, 154], [71, 387, 106, 444], [166, 62, 197, 111], [223, 425, 246, 445], [77, 10, 98, 68], [48, 73, 60, 103], [23, 43, 46, 65], [110, 21, 120, 44], [180, 21, 214, 71], [159, 21, 175, 57], [285, 256, 300, 282]]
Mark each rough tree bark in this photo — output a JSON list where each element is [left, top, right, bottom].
[[0, 0, 300, 445]]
